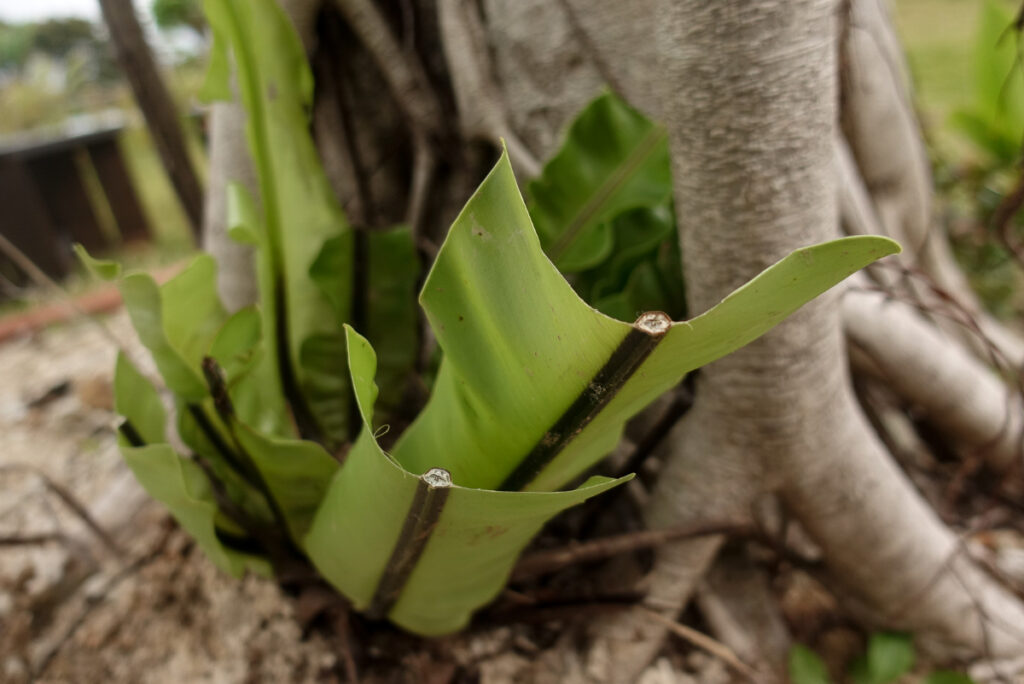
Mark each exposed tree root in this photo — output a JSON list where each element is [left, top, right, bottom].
[[844, 285, 1024, 471]]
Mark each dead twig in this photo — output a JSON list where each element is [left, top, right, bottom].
[[30, 522, 174, 681], [481, 593, 644, 626], [992, 166, 1024, 268], [0, 533, 66, 547], [0, 464, 123, 558], [333, 606, 360, 684], [639, 607, 759, 682], [511, 520, 754, 582]]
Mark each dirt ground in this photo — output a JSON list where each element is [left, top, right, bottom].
[[0, 310, 741, 683], [5, 310, 1024, 683]]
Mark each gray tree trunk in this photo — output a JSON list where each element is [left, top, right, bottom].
[[551, 0, 1024, 678], [98, 0, 204, 240]]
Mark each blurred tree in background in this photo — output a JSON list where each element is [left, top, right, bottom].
[[152, 0, 206, 37]]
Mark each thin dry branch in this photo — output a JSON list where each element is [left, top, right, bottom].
[[511, 521, 754, 582], [992, 166, 1024, 267], [639, 607, 759, 682], [31, 522, 173, 680], [0, 533, 66, 547], [332, 607, 361, 684], [0, 464, 123, 558]]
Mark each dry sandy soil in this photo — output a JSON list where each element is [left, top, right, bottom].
[[0, 310, 740, 684]]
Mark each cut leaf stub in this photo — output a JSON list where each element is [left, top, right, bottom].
[[634, 311, 671, 336], [365, 467, 453, 620], [422, 468, 453, 488], [498, 310, 674, 492]]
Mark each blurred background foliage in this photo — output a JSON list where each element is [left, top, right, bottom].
[[894, 0, 1024, 320], [0, 1, 207, 307]]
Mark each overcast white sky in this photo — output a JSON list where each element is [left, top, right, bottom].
[[0, 0, 203, 58], [0, 0, 151, 23]]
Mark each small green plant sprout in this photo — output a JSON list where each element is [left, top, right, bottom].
[[849, 632, 916, 684], [790, 645, 831, 684], [80, 0, 900, 636], [789, 633, 976, 684]]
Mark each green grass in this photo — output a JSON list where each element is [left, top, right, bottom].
[[107, 62, 208, 253], [892, 0, 1019, 152], [893, 0, 982, 117], [118, 123, 197, 249]]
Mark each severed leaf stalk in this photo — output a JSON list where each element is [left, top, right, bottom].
[[499, 311, 671, 491], [366, 468, 453, 620], [199, 357, 298, 547]]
